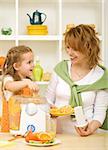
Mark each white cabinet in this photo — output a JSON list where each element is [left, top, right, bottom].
[[19, 0, 60, 36], [0, 0, 16, 56], [0, 0, 106, 71]]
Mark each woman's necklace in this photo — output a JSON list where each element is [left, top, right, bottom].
[[70, 65, 91, 81]]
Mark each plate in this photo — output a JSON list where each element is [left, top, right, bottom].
[[25, 138, 61, 147], [50, 105, 74, 117], [50, 112, 74, 117]]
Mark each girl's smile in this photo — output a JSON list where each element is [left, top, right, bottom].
[[15, 52, 34, 78]]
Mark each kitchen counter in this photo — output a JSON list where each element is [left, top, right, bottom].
[[0, 133, 108, 150]]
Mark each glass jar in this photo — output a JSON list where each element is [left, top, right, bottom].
[[46, 113, 57, 136]]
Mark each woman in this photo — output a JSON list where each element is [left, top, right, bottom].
[[45, 24, 108, 136]]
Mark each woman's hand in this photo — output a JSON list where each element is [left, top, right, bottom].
[[75, 124, 88, 136], [50, 104, 57, 109], [50, 104, 58, 118], [75, 120, 101, 136]]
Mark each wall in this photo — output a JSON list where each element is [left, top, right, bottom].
[[104, 0, 108, 67]]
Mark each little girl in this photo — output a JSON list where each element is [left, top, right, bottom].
[[1, 45, 39, 132]]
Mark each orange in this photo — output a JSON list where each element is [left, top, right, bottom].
[[1, 98, 10, 132], [0, 56, 5, 68], [25, 131, 55, 143], [47, 131, 56, 138], [50, 108, 59, 114], [50, 105, 74, 116], [59, 105, 74, 114], [21, 86, 33, 97], [25, 131, 39, 142], [15, 87, 33, 96], [37, 132, 53, 142]]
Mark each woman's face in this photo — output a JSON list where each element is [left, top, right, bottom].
[[15, 52, 34, 78], [66, 46, 88, 65]]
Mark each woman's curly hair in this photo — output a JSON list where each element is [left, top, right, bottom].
[[65, 24, 101, 69]]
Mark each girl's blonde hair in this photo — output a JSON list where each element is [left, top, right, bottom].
[[3, 45, 33, 80], [65, 24, 101, 69]]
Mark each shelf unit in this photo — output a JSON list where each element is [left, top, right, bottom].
[[0, 0, 107, 117], [0, 0, 106, 71]]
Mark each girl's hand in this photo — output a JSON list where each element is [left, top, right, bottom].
[[23, 79, 39, 92], [75, 120, 101, 136]]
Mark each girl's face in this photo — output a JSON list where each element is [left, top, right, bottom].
[[66, 46, 87, 65], [15, 52, 34, 78]]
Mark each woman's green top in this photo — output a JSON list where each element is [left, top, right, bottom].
[[54, 60, 108, 130]]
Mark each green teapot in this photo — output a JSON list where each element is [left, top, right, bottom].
[[27, 10, 47, 25]]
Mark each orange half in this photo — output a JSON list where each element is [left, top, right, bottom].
[[38, 132, 53, 141]]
